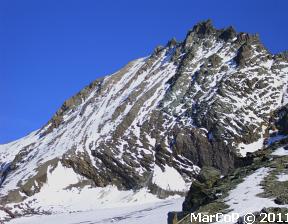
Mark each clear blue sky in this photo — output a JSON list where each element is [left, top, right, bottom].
[[0, 0, 287, 144]]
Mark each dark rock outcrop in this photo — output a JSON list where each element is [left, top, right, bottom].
[[182, 166, 221, 211]]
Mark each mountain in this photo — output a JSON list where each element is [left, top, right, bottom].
[[1, 20, 288, 223]]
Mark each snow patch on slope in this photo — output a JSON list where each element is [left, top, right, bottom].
[[45, 162, 81, 190], [272, 146, 288, 156], [225, 167, 287, 217], [9, 162, 167, 215], [276, 173, 288, 182], [0, 131, 39, 162], [152, 165, 188, 192], [238, 137, 265, 157]]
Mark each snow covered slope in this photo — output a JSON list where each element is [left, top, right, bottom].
[[1, 20, 288, 222], [7, 198, 183, 224]]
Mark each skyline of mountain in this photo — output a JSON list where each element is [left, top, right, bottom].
[[1, 0, 288, 144]]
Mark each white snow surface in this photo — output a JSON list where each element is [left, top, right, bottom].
[[276, 173, 288, 182], [272, 147, 288, 156], [7, 198, 184, 224], [0, 211, 7, 219], [2, 162, 184, 223], [45, 162, 81, 191], [223, 167, 287, 221], [8, 162, 166, 214], [152, 165, 188, 192], [238, 137, 265, 157]]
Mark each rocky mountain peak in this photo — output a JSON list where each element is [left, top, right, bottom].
[[278, 50, 288, 60], [183, 20, 263, 55], [166, 37, 178, 48], [191, 19, 215, 36], [219, 26, 237, 41]]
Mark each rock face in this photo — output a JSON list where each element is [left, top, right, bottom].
[[182, 166, 221, 211], [0, 20, 288, 217], [0, 163, 11, 187], [174, 136, 288, 224]]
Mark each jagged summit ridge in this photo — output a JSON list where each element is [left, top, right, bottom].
[[41, 20, 270, 134], [0, 20, 287, 220]]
